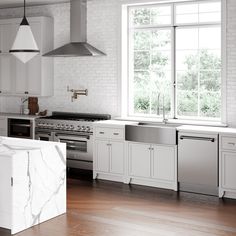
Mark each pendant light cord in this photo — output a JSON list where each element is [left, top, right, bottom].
[[24, 0, 26, 17]]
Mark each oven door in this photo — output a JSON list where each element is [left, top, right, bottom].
[[35, 131, 54, 141], [54, 133, 93, 170]]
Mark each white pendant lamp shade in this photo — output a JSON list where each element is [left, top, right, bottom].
[[9, 1, 40, 63], [10, 22, 39, 63]]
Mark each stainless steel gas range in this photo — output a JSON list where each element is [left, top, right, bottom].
[[35, 112, 111, 170]]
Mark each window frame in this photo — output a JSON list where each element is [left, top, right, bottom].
[[121, 0, 226, 123]]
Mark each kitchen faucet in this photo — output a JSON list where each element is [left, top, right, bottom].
[[162, 95, 168, 124], [156, 93, 168, 124], [67, 86, 88, 102]]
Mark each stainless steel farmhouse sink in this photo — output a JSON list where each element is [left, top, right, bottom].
[[125, 123, 178, 145]]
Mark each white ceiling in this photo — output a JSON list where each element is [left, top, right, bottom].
[[0, 0, 69, 8]]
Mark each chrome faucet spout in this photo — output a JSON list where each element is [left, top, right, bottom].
[[162, 95, 168, 124]]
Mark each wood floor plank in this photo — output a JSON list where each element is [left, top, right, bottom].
[[1, 178, 236, 236]]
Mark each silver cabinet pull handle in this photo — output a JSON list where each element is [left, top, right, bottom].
[[113, 133, 119, 135], [99, 132, 104, 134], [228, 142, 235, 145]]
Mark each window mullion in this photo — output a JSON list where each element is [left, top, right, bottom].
[[172, 26, 176, 119], [197, 28, 200, 118], [149, 29, 152, 115], [172, 3, 176, 119]]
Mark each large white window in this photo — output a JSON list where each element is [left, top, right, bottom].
[[125, 0, 222, 121]]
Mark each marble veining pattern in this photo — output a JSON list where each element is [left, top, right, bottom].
[[0, 138, 66, 235]]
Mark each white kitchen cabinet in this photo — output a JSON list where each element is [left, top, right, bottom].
[[96, 140, 110, 173], [128, 143, 151, 178], [93, 120, 177, 191], [127, 142, 177, 191], [0, 17, 54, 97], [221, 152, 236, 189], [110, 141, 124, 174], [0, 116, 7, 136], [95, 140, 124, 175], [93, 123, 125, 183], [152, 145, 176, 182], [219, 135, 236, 199], [0, 23, 16, 95]]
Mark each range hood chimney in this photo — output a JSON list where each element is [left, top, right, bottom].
[[44, 0, 105, 57]]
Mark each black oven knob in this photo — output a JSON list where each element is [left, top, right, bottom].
[[56, 124, 61, 129], [70, 125, 74, 130]]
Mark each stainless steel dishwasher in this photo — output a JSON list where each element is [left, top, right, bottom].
[[178, 132, 218, 196]]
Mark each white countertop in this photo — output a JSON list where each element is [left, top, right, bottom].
[[115, 116, 227, 127], [94, 120, 138, 127], [0, 137, 60, 156], [0, 112, 41, 120], [177, 125, 236, 135], [94, 120, 236, 135]]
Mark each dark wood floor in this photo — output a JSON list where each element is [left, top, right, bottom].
[[2, 175, 236, 236]]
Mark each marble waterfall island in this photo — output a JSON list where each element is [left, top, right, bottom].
[[0, 137, 67, 235]]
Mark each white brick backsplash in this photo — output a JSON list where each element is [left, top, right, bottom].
[[0, 0, 236, 125]]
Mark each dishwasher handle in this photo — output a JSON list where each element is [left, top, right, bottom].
[[179, 135, 215, 142]]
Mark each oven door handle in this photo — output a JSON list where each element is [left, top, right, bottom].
[[36, 132, 52, 136], [54, 133, 90, 141], [67, 145, 79, 149], [10, 124, 32, 128]]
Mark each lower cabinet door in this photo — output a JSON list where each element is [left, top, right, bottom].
[[110, 141, 124, 175], [221, 151, 236, 190], [95, 140, 110, 173], [152, 145, 176, 182], [128, 143, 151, 178]]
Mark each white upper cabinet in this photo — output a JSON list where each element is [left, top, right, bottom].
[[0, 17, 54, 97], [0, 23, 16, 94]]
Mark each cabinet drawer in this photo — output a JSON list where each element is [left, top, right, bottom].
[[95, 127, 124, 140], [95, 127, 111, 138], [110, 128, 124, 139], [221, 136, 236, 151]]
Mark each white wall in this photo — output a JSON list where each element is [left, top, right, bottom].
[[226, 0, 236, 126], [0, 0, 236, 126]]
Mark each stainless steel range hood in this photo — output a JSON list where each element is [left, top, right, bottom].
[[43, 0, 105, 57]]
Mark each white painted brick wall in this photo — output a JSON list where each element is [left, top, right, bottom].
[[226, 0, 236, 126], [0, 0, 236, 126]]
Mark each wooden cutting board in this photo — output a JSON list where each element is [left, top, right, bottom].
[[28, 97, 39, 115]]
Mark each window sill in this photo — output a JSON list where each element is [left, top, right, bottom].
[[115, 116, 227, 127]]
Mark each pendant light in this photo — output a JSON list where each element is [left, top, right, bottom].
[[9, 0, 40, 63]]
